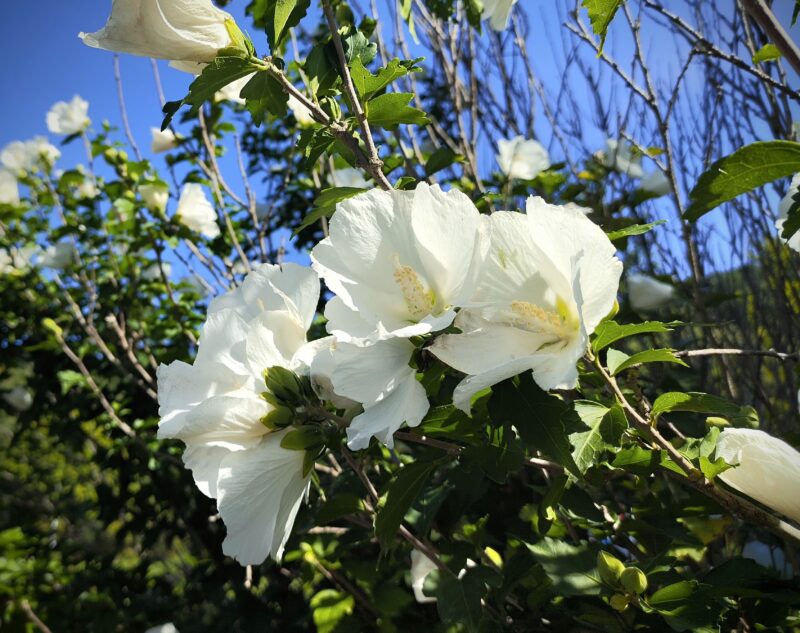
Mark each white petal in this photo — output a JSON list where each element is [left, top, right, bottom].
[[79, 0, 233, 64], [346, 372, 429, 449], [716, 428, 800, 524], [182, 444, 229, 497], [410, 550, 438, 603], [176, 183, 220, 239], [451, 358, 538, 413], [217, 431, 310, 564], [628, 274, 674, 312], [497, 136, 550, 180], [330, 338, 417, 404]]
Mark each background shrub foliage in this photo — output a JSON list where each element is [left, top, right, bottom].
[[2, 0, 800, 631]]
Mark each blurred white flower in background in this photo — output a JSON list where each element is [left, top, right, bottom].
[[151, 128, 180, 154], [288, 94, 315, 126], [715, 428, 800, 525], [483, 0, 518, 31], [431, 199, 622, 412], [640, 170, 672, 196], [46, 95, 91, 135], [496, 136, 550, 180], [215, 74, 253, 104], [176, 184, 221, 239], [144, 624, 179, 633], [140, 183, 170, 213], [0, 170, 20, 206], [80, 0, 234, 68], [1, 137, 60, 174], [330, 167, 370, 189], [410, 550, 438, 604], [603, 139, 644, 178], [628, 274, 674, 312], [776, 173, 800, 252], [38, 242, 77, 269], [3, 386, 33, 411], [76, 179, 100, 200]]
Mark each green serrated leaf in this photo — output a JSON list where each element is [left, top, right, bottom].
[[581, 0, 624, 51], [651, 392, 759, 427], [490, 373, 582, 478], [423, 568, 487, 633], [240, 71, 289, 126], [752, 43, 782, 64], [526, 538, 602, 596], [607, 348, 688, 375], [294, 186, 365, 233], [685, 140, 800, 221], [425, 146, 460, 176], [365, 92, 429, 130], [343, 30, 377, 65], [374, 459, 443, 550], [605, 220, 666, 241], [591, 320, 679, 353], [349, 57, 421, 100], [162, 56, 259, 129], [306, 42, 340, 95]]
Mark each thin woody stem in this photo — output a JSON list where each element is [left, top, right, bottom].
[[591, 355, 800, 545]]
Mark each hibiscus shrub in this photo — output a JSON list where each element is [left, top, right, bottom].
[[2, 1, 800, 632]]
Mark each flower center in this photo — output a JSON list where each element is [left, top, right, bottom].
[[393, 261, 435, 321], [509, 296, 579, 348]]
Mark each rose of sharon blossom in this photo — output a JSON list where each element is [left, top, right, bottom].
[[38, 242, 77, 269], [176, 184, 220, 239], [776, 174, 800, 253], [497, 136, 550, 180], [80, 0, 234, 70], [3, 386, 33, 411], [46, 95, 91, 135], [140, 183, 169, 212], [410, 550, 438, 604], [431, 198, 622, 411], [1, 137, 60, 174], [716, 428, 800, 525], [628, 274, 674, 312], [0, 171, 19, 206], [151, 128, 181, 154], [288, 94, 315, 126], [603, 139, 644, 178], [311, 184, 487, 449], [640, 170, 671, 196], [483, 0, 518, 31], [157, 263, 321, 564], [330, 167, 370, 189]]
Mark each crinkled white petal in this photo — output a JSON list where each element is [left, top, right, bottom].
[[346, 371, 429, 450], [46, 95, 90, 135], [603, 139, 644, 178], [776, 173, 800, 253], [79, 0, 233, 64], [716, 428, 800, 524], [176, 183, 220, 239], [628, 274, 674, 312], [151, 127, 180, 153], [410, 550, 438, 603], [497, 136, 550, 180], [217, 430, 311, 564], [330, 167, 370, 189], [483, 0, 518, 31], [0, 170, 20, 206]]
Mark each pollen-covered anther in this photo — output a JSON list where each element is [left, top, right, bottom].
[[510, 300, 575, 340], [394, 264, 435, 320]]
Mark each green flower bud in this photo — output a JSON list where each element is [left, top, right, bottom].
[[609, 593, 630, 612], [620, 567, 648, 595], [597, 551, 625, 587], [264, 366, 305, 405], [261, 405, 293, 430]]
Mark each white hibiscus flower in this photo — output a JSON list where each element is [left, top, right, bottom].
[[431, 198, 622, 412], [157, 263, 322, 564], [496, 136, 550, 180], [175, 183, 221, 239], [602, 139, 644, 179], [776, 173, 800, 252], [46, 95, 91, 135], [482, 0, 518, 31], [628, 274, 674, 312]]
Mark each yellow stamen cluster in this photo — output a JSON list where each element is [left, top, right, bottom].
[[394, 264, 435, 320], [510, 299, 577, 344]]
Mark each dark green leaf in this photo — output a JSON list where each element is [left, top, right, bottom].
[[592, 320, 679, 353], [375, 459, 442, 550], [266, 0, 311, 51], [349, 57, 421, 100], [424, 568, 487, 633], [526, 538, 602, 596], [490, 373, 581, 477], [606, 348, 688, 375], [342, 31, 377, 65], [648, 580, 697, 612], [295, 186, 366, 233], [315, 492, 365, 524], [425, 146, 460, 176], [306, 43, 339, 95], [651, 391, 759, 427], [685, 141, 800, 221], [366, 93, 429, 130], [240, 71, 289, 126], [280, 425, 324, 450]]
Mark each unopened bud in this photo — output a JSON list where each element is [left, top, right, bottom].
[[597, 551, 625, 587], [610, 593, 630, 611], [620, 567, 648, 595]]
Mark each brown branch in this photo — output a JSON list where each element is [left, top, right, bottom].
[[19, 601, 52, 633], [740, 0, 800, 77]]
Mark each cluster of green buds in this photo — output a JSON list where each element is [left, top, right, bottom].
[[597, 551, 649, 612], [261, 366, 340, 476]]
